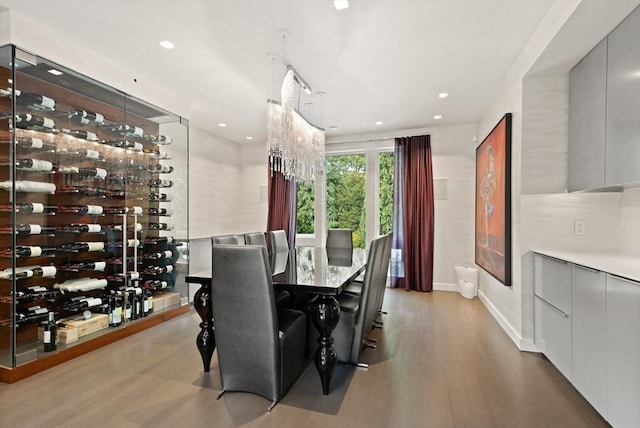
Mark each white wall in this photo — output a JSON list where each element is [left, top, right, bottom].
[[240, 143, 269, 233], [189, 126, 242, 239]]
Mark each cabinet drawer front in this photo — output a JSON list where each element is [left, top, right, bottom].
[[534, 296, 572, 381], [534, 254, 572, 315]]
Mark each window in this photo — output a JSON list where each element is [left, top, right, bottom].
[[325, 154, 366, 248], [296, 182, 315, 234], [379, 152, 394, 235]]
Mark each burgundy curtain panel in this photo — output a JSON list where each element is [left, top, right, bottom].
[[394, 135, 434, 292], [266, 158, 297, 250]]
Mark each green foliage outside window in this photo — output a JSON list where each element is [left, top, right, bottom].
[[296, 182, 315, 234], [379, 152, 394, 234], [326, 154, 366, 248]]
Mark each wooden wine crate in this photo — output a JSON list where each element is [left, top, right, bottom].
[[151, 295, 165, 311], [62, 314, 108, 338], [37, 326, 79, 344]]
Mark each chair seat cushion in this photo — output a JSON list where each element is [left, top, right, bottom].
[[337, 292, 360, 314]]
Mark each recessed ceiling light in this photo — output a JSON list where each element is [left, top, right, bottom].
[[375, 121, 383, 126], [433, 115, 442, 120], [438, 92, 448, 98], [245, 136, 253, 140], [159, 40, 175, 49], [47, 69, 63, 76], [334, 0, 349, 10], [218, 123, 227, 127]]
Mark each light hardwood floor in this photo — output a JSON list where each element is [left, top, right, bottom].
[[0, 289, 609, 428]]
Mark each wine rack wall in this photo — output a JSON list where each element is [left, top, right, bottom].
[[0, 45, 188, 374]]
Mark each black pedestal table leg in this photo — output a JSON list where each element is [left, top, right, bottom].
[[309, 294, 341, 395], [194, 282, 215, 372]]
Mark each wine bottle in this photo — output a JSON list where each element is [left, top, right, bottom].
[[42, 311, 57, 352], [0, 203, 58, 215], [145, 289, 153, 314], [148, 192, 173, 202], [76, 148, 103, 161], [57, 205, 104, 215], [129, 206, 143, 216], [60, 260, 107, 272], [148, 222, 174, 231], [12, 158, 56, 172], [16, 306, 49, 324], [1, 88, 56, 110], [13, 136, 57, 152], [145, 134, 173, 145], [0, 265, 57, 280], [148, 164, 173, 173], [147, 208, 173, 216], [58, 167, 108, 179], [123, 293, 132, 320], [143, 147, 169, 159], [61, 296, 103, 310], [1, 246, 56, 258], [68, 109, 105, 125], [143, 236, 175, 245], [103, 139, 143, 152], [0, 224, 56, 235], [57, 223, 105, 234], [142, 280, 169, 290], [143, 250, 173, 260], [103, 206, 128, 215], [14, 113, 56, 130], [57, 242, 106, 252], [0, 180, 56, 194], [53, 278, 108, 292], [107, 271, 140, 282], [143, 265, 174, 275], [149, 179, 173, 188], [61, 128, 99, 142], [130, 287, 141, 320]]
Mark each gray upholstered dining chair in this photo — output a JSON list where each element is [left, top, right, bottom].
[[307, 235, 386, 367], [212, 234, 245, 245], [211, 244, 307, 411], [244, 231, 267, 247], [326, 228, 353, 249], [269, 230, 289, 254]]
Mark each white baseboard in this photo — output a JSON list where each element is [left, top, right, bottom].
[[433, 282, 458, 292], [477, 289, 539, 353]]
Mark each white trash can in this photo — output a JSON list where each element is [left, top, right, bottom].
[[455, 265, 478, 299]]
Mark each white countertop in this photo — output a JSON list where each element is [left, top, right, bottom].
[[534, 250, 640, 283]]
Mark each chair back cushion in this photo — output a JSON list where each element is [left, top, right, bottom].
[[212, 234, 245, 245], [326, 228, 353, 249], [245, 232, 267, 247], [269, 230, 289, 254], [211, 245, 280, 400]]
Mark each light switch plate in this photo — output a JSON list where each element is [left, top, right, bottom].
[[574, 220, 587, 236]]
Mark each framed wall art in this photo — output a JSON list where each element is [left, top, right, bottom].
[[475, 113, 512, 286]]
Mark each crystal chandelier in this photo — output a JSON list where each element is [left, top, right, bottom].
[[267, 68, 325, 184]]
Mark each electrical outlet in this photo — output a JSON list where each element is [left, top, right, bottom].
[[574, 220, 587, 236]]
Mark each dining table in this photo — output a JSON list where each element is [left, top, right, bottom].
[[185, 245, 367, 395]]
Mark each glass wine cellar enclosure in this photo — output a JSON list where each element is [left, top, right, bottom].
[[0, 45, 189, 375]]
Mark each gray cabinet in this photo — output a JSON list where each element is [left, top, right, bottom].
[[568, 5, 640, 191], [534, 255, 572, 379], [606, 6, 640, 186], [571, 265, 607, 417], [568, 39, 607, 191], [606, 274, 640, 428]]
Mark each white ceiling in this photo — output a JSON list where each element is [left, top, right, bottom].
[[1, 0, 565, 144]]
